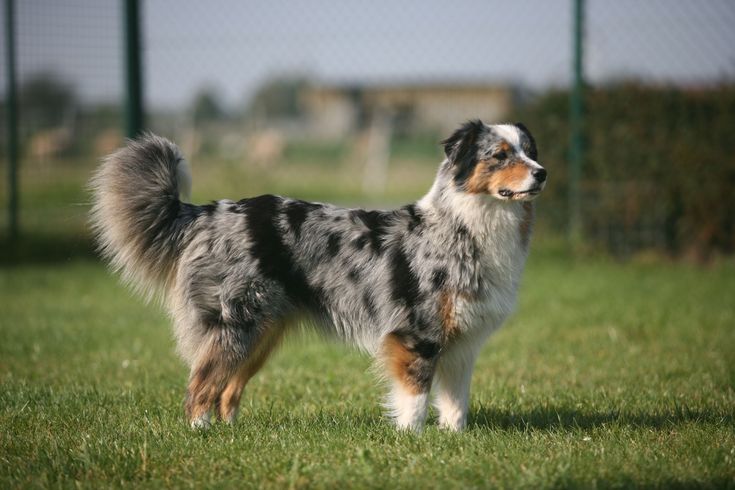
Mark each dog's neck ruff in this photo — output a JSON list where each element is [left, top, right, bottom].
[[418, 161, 530, 289], [419, 162, 527, 241]]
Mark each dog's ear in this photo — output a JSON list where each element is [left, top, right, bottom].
[[514, 122, 538, 161], [441, 119, 485, 169]]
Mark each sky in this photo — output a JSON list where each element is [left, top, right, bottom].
[[4, 0, 735, 110]]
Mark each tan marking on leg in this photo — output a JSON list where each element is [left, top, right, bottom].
[[439, 290, 460, 342], [217, 366, 249, 423], [381, 334, 422, 395], [185, 352, 233, 426], [216, 324, 286, 422]]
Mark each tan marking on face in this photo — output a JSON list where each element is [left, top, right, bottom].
[[489, 162, 530, 193], [466, 159, 533, 196], [465, 160, 493, 194], [498, 141, 512, 153], [519, 201, 534, 249], [382, 333, 422, 395]]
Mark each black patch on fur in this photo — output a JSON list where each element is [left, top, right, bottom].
[[391, 330, 441, 359], [431, 269, 447, 291], [327, 232, 341, 258], [386, 330, 437, 391], [351, 209, 392, 254], [389, 243, 421, 307], [348, 267, 360, 282], [402, 204, 423, 232], [242, 194, 322, 308], [284, 199, 321, 239], [362, 291, 378, 318], [353, 234, 368, 250], [514, 122, 538, 161], [441, 120, 485, 186], [389, 240, 424, 329], [413, 338, 441, 359], [202, 203, 217, 216]]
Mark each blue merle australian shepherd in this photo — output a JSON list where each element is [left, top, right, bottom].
[[90, 120, 547, 431]]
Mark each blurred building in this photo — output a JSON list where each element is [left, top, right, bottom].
[[302, 82, 515, 139]]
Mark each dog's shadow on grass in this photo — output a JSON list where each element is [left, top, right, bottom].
[[467, 405, 733, 431]]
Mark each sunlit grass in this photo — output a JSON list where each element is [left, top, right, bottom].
[[1, 252, 733, 488]]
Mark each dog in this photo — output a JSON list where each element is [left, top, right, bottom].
[[90, 120, 546, 431]]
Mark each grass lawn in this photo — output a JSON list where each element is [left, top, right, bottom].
[[1, 251, 734, 488]]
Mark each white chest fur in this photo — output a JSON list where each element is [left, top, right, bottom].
[[446, 194, 530, 336]]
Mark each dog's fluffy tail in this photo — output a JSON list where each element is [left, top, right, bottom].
[[89, 133, 194, 299]]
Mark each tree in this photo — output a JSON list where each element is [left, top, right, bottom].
[[19, 72, 76, 130], [247, 76, 310, 121], [190, 87, 226, 124]]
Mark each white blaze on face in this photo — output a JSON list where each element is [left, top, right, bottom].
[[492, 124, 522, 148], [492, 124, 545, 199], [492, 124, 541, 167]]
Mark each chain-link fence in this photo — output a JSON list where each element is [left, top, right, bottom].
[[1, 0, 123, 260], [2, 0, 734, 261]]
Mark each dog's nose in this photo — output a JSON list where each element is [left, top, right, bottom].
[[533, 168, 547, 183]]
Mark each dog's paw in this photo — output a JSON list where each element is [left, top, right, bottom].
[[437, 413, 467, 432], [437, 420, 466, 432], [190, 412, 212, 430]]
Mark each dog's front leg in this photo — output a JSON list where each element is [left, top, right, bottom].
[[381, 332, 439, 432], [432, 338, 481, 431], [387, 384, 431, 431]]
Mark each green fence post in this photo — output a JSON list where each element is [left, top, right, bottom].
[[569, 0, 585, 245], [123, 0, 144, 138], [4, 0, 19, 242]]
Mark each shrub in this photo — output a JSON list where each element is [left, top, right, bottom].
[[513, 84, 735, 259]]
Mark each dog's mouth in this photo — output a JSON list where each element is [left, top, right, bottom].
[[498, 187, 543, 200]]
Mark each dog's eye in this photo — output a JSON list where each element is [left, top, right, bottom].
[[493, 151, 507, 161]]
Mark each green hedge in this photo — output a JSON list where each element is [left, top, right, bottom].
[[512, 84, 735, 259]]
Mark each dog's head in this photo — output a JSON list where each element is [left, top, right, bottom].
[[442, 120, 546, 201]]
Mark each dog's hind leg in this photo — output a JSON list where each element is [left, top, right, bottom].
[[380, 331, 440, 432], [215, 322, 286, 423], [185, 337, 238, 429], [184, 326, 252, 428]]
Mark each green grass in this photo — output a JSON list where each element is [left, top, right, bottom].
[[1, 250, 734, 488]]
